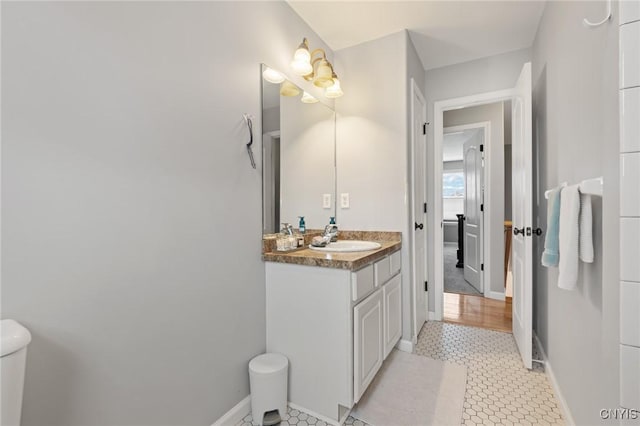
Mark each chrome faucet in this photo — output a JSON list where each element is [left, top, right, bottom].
[[281, 223, 294, 236], [322, 224, 339, 243]]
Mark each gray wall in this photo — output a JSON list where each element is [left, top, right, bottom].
[[1, 2, 332, 424], [533, 1, 619, 424], [335, 31, 418, 340], [425, 48, 531, 312], [531, 1, 620, 423], [444, 103, 505, 296]]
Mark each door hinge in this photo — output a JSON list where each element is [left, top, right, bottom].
[[422, 123, 427, 135], [424, 203, 427, 213], [480, 203, 484, 212], [481, 264, 484, 271], [480, 144, 484, 152], [424, 281, 428, 291]]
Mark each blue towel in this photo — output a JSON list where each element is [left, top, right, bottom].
[[542, 187, 561, 267]]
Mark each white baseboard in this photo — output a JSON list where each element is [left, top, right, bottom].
[[533, 333, 575, 426], [486, 291, 505, 301], [396, 339, 414, 353], [211, 395, 251, 426], [428, 311, 437, 320]]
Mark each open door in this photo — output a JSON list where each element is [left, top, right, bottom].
[[463, 132, 484, 293], [411, 79, 427, 339], [511, 62, 533, 369]]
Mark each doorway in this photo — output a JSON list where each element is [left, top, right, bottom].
[[431, 62, 533, 368], [442, 124, 488, 298], [440, 112, 512, 333]]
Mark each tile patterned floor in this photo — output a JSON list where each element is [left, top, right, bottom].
[[240, 321, 563, 426], [238, 407, 367, 426], [415, 322, 563, 426]]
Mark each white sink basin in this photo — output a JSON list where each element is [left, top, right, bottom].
[[309, 240, 382, 253]]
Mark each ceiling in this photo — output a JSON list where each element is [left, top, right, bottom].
[[287, 1, 545, 70]]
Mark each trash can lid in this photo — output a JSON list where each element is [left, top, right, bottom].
[[1, 319, 32, 357], [249, 353, 288, 375]]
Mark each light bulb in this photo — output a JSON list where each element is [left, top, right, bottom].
[[262, 67, 285, 84], [325, 78, 344, 98], [291, 57, 313, 76], [313, 59, 334, 88], [291, 41, 313, 76]]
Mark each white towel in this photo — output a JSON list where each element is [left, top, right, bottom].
[[558, 185, 580, 290], [579, 193, 594, 263]]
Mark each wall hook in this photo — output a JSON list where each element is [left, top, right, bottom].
[[583, 0, 611, 27], [243, 114, 256, 169]]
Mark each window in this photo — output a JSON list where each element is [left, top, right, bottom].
[[443, 171, 464, 198]]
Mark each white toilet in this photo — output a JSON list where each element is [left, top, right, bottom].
[[1, 319, 32, 426]]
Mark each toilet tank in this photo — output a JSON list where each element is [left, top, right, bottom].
[[1, 320, 32, 426]]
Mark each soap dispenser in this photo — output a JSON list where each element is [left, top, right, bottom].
[[298, 216, 306, 234], [329, 217, 338, 242]]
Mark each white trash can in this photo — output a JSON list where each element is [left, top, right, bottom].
[[249, 353, 288, 426], [1, 319, 32, 426]]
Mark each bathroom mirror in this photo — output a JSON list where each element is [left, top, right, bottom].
[[261, 64, 336, 234]]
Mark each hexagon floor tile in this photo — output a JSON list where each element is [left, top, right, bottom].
[[239, 321, 563, 426]]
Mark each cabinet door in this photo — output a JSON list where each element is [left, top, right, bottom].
[[353, 289, 383, 403], [383, 274, 402, 359]]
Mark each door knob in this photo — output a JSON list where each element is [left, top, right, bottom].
[[513, 227, 525, 236], [532, 227, 543, 236], [415, 222, 424, 230]]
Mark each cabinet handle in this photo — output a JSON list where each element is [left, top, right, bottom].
[[415, 222, 424, 230]]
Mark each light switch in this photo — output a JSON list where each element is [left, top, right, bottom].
[[341, 193, 350, 209], [322, 194, 331, 209]]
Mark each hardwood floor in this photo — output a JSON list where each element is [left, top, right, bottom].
[[443, 292, 512, 333]]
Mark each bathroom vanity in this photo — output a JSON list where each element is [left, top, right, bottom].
[[264, 233, 402, 424]]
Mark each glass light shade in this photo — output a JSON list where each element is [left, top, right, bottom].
[[325, 78, 344, 98], [291, 47, 313, 76], [301, 91, 319, 104], [262, 67, 285, 84], [280, 80, 301, 97], [313, 59, 334, 88]]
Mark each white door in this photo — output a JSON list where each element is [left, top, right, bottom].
[[411, 79, 427, 339], [463, 133, 484, 293], [511, 62, 533, 369], [354, 289, 383, 402]]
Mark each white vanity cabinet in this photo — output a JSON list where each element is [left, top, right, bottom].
[[265, 248, 402, 425], [353, 287, 383, 402]]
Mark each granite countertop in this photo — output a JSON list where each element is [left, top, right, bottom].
[[262, 231, 401, 271]]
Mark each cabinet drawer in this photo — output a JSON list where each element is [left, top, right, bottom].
[[374, 256, 392, 287], [352, 264, 375, 302], [390, 250, 401, 276]]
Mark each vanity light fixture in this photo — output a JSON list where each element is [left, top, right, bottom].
[[291, 38, 344, 98], [262, 67, 285, 84], [301, 91, 319, 104]]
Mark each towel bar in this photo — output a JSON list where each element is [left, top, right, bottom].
[[544, 176, 603, 199]]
